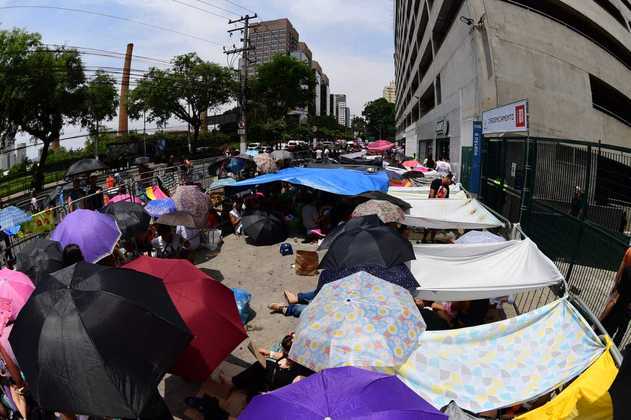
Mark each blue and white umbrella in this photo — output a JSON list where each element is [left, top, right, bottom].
[[144, 198, 177, 218], [0, 206, 32, 230]]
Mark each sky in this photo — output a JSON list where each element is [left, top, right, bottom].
[[0, 0, 395, 158]]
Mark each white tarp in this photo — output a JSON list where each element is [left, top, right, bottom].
[[411, 239, 564, 300], [403, 198, 504, 229], [388, 185, 468, 201]]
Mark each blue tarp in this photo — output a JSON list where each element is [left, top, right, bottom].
[[231, 167, 389, 196]]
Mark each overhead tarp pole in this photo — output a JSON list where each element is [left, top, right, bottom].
[[411, 239, 564, 300]]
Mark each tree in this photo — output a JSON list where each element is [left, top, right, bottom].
[[128, 53, 236, 142], [250, 54, 316, 125], [362, 97, 395, 140], [76, 70, 118, 157], [351, 116, 367, 138], [13, 45, 86, 191]]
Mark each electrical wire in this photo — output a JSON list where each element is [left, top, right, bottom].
[[221, 0, 257, 14], [189, 0, 242, 17], [165, 0, 231, 19], [0, 5, 223, 46]]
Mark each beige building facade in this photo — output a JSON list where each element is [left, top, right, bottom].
[[383, 80, 396, 103]]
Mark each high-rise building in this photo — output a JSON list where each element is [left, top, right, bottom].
[[291, 42, 312, 66], [330, 93, 347, 121], [395, 0, 631, 175], [248, 18, 299, 75], [383, 80, 396, 103], [337, 102, 348, 127]]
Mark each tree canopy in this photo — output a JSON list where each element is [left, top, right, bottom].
[[128, 52, 237, 141], [362, 97, 395, 140], [77, 70, 119, 135]]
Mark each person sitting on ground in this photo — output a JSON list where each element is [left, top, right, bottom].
[[229, 201, 243, 236], [301, 199, 322, 242], [151, 224, 183, 258], [414, 298, 451, 331], [268, 290, 317, 318], [62, 244, 84, 266]]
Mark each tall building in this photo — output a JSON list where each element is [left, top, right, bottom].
[[248, 18, 299, 75], [394, 0, 631, 175], [330, 93, 347, 121], [383, 80, 396, 103], [321, 72, 331, 117]]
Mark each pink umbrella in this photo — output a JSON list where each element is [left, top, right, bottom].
[[0, 269, 35, 321], [108, 193, 143, 205], [402, 160, 421, 168], [411, 166, 433, 173], [367, 140, 395, 152]]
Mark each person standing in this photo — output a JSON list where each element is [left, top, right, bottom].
[[600, 265, 631, 346], [429, 173, 453, 199]]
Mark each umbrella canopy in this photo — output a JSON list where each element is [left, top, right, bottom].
[[209, 177, 236, 190], [50, 209, 121, 263], [124, 257, 248, 382], [145, 198, 177, 218], [242, 210, 286, 245], [271, 149, 294, 161], [402, 160, 421, 168], [145, 185, 169, 201], [352, 199, 405, 224], [101, 201, 151, 238], [226, 155, 251, 173], [254, 153, 278, 173], [318, 214, 383, 251], [65, 158, 108, 178], [358, 191, 411, 210], [317, 263, 418, 292], [134, 156, 151, 165], [290, 272, 425, 372], [367, 140, 395, 152], [157, 211, 197, 228], [15, 239, 64, 285], [0, 206, 32, 230], [240, 366, 446, 420], [173, 185, 209, 228], [319, 217, 415, 270], [0, 268, 35, 321], [9, 262, 192, 417], [108, 193, 143, 205]]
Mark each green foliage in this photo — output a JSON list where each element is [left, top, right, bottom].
[[362, 97, 395, 140], [351, 116, 367, 138], [128, 53, 237, 140], [76, 70, 119, 133]]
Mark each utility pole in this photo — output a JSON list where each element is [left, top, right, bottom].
[[224, 14, 257, 154]]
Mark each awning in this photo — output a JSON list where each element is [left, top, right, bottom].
[[403, 198, 504, 229], [398, 298, 606, 413], [411, 239, 564, 300], [230, 167, 389, 196], [388, 185, 468, 200]]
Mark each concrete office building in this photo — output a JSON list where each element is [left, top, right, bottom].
[[394, 0, 631, 176], [321, 72, 331, 117], [383, 80, 396, 103], [248, 18, 299, 75], [330, 93, 349, 124]]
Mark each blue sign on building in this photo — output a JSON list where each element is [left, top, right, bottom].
[[470, 121, 483, 194]]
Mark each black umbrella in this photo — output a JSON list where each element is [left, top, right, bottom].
[[134, 156, 151, 165], [157, 210, 197, 228], [358, 191, 412, 210], [319, 216, 415, 270], [15, 239, 64, 285], [9, 262, 192, 418], [242, 210, 286, 246], [318, 214, 383, 250], [101, 201, 151, 238], [65, 158, 108, 178]]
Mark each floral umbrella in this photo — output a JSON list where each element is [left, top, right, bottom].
[[172, 185, 208, 228], [351, 199, 405, 224], [254, 153, 278, 174], [289, 271, 425, 373]]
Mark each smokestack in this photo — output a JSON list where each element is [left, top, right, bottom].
[[117, 43, 134, 136]]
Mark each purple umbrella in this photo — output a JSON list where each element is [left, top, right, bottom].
[[51, 209, 121, 263], [239, 366, 446, 420]]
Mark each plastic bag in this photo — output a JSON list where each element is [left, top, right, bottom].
[[232, 288, 254, 325]]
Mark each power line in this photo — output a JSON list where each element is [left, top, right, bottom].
[[191, 0, 242, 16], [222, 0, 257, 14], [42, 44, 171, 65], [166, 0, 231, 19], [0, 5, 223, 46]]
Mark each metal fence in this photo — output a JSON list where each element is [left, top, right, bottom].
[[481, 136, 631, 347]]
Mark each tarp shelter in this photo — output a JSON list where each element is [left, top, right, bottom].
[[388, 185, 468, 201], [403, 198, 504, 230], [230, 167, 389, 196], [411, 239, 563, 300], [398, 298, 606, 413]]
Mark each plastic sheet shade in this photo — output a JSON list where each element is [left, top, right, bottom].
[[403, 198, 504, 230]]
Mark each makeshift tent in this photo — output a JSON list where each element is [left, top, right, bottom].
[[388, 185, 468, 201], [367, 140, 395, 152], [515, 339, 617, 419], [411, 239, 564, 300], [231, 167, 389, 196], [403, 198, 504, 230], [397, 298, 606, 414]]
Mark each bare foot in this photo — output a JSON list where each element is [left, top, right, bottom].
[[219, 373, 234, 388], [283, 290, 299, 304], [268, 303, 287, 314]]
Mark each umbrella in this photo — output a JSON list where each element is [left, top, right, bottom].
[[108, 193, 143, 205], [241, 210, 286, 245], [209, 178, 237, 190], [101, 201, 151, 238], [319, 217, 415, 270], [352, 199, 406, 224], [240, 366, 446, 420], [271, 149, 294, 161], [15, 239, 64, 285], [226, 158, 246, 173], [367, 140, 395, 152], [402, 160, 421, 168], [317, 263, 418, 292], [124, 257, 248, 382], [134, 156, 151, 165], [173, 185, 209, 228], [0, 268, 35, 321], [145, 198, 177, 218], [318, 214, 383, 251], [156, 211, 197, 228], [65, 158, 108, 178], [358, 191, 411, 210], [254, 153, 278, 174], [9, 262, 191, 417], [145, 185, 169, 200], [0, 206, 32, 230], [50, 209, 121, 263], [289, 272, 426, 372]]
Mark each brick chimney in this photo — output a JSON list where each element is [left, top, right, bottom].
[[117, 43, 134, 136]]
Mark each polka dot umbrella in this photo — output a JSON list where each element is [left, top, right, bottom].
[[289, 271, 426, 374]]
